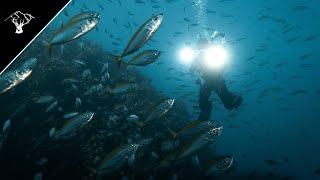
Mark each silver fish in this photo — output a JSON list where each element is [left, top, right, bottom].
[[137, 137, 153, 146], [106, 82, 137, 94], [20, 57, 38, 72], [73, 59, 86, 66], [36, 158, 48, 166], [56, 112, 94, 138], [45, 101, 58, 113], [161, 140, 180, 152], [35, 95, 55, 104], [191, 155, 200, 168], [127, 114, 139, 123], [60, 45, 65, 54], [71, 84, 78, 91], [0, 71, 21, 94], [160, 126, 223, 166], [97, 143, 140, 174], [175, 126, 223, 160], [81, 69, 91, 78], [100, 62, 109, 74], [151, 151, 159, 159], [2, 119, 10, 134], [115, 13, 164, 65], [79, 42, 84, 51], [0, 120, 10, 151], [140, 99, 174, 126], [168, 120, 218, 139], [84, 84, 102, 96], [63, 112, 79, 119], [48, 12, 99, 56], [49, 128, 56, 139], [75, 97, 81, 108], [62, 78, 79, 85], [125, 50, 161, 67], [203, 156, 234, 176], [0, 58, 37, 94], [101, 72, 110, 82]]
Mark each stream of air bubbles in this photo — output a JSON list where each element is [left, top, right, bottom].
[[193, 0, 209, 38]]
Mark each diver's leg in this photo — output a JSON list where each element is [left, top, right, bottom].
[[214, 78, 243, 110], [198, 82, 213, 121]]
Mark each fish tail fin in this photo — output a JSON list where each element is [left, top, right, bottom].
[[167, 127, 178, 139]]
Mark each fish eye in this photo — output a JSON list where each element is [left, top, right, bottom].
[[153, 17, 158, 21]]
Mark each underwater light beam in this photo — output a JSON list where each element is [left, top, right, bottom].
[[193, 0, 209, 38], [204, 45, 228, 70], [178, 47, 195, 65]]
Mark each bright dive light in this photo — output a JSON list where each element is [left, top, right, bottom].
[[179, 47, 195, 64], [204, 46, 228, 69]]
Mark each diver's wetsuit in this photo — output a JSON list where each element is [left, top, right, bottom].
[[197, 74, 243, 121], [189, 38, 243, 121]]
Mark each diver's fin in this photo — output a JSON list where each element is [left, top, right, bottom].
[[167, 127, 178, 139]]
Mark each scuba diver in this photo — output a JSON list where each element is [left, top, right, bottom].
[[190, 32, 243, 121]]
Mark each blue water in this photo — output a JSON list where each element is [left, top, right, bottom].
[[53, 0, 320, 178], [2, 0, 320, 179]]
